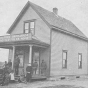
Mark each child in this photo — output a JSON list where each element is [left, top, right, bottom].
[[9, 70, 15, 83], [26, 64, 32, 82]]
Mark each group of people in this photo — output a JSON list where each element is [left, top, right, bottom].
[[0, 57, 47, 85], [0, 55, 20, 86], [0, 60, 31, 85], [26, 59, 47, 82], [1, 60, 12, 86], [32, 60, 47, 75]]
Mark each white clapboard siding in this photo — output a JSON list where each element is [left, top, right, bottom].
[[11, 7, 50, 44], [50, 29, 88, 76]]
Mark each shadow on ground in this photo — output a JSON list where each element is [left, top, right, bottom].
[[39, 85, 84, 88]]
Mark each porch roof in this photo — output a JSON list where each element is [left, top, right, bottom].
[[0, 33, 49, 48]]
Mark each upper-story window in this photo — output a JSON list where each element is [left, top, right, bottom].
[[30, 21, 35, 34], [24, 20, 35, 35], [24, 22, 29, 33]]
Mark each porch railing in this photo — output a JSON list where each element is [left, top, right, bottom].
[[0, 33, 32, 42]]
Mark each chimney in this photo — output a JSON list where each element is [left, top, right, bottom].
[[53, 7, 58, 15]]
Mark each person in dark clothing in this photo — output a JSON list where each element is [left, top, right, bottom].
[[14, 56, 20, 75], [26, 64, 32, 82], [8, 59, 12, 67], [4, 61, 8, 68], [1, 64, 10, 86], [41, 60, 47, 75], [8, 59, 12, 73]]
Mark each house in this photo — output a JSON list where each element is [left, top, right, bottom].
[[0, 1, 88, 79]]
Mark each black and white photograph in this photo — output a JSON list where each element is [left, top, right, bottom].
[[0, 0, 88, 88]]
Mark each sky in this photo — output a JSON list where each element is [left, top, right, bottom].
[[0, 0, 88, 61]]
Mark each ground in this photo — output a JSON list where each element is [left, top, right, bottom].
[[0, 77, 88, 88]]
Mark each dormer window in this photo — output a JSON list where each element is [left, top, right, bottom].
[[24, 20, 35, 35]]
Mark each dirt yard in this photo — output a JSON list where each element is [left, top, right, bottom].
[[0, 77, 88, 88]]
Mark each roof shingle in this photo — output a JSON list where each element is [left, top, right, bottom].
[[7, 1, 87, 39], [30, 1, 86, 38]]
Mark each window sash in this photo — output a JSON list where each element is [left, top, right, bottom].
[[30, 28, 34, 34], [78, 54, 82, 69], [24, 29, 29, 33], [63, 52, 67, 60], [24, 21, 35, 34], [62, 51, 67, 68], [30, 22, 35, 34], [30, 22, 34, 28], [24, 22, 29, 30], [63, 59, 67, 68]]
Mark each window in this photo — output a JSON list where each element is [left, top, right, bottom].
[[30, 22, 35, 34], [24, 20, 35, 34], [62, 50, 67, 68], [78, 53, 82, 69], [24, 22, 29, 33]]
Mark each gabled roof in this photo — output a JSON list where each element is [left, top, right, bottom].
[[7, 1, 87, 39]]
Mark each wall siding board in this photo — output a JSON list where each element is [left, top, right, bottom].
[[11, 7, 50, 44], [51, 29, 88, 76]]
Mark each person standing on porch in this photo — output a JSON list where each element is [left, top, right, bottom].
[[9, 69, 15, 83], [41, 60, 47, 75], [3, 61, 8, 68], [26, 64, 32, 82], [8, 59, 12, 74], [1, 63, 10, 86], [8, 59, 12, 67], [14, 56, 20, 75]]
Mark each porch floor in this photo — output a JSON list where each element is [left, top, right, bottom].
[[32, 74, 47, 80], [15, 74, 47, 82]]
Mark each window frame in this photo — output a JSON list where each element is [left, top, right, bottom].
[[62, 50, 67, 69], [24, 22, 30, 33], [24, 19, 35, 35], [78, 53, 82, 69], [30, 21, 35, 35]]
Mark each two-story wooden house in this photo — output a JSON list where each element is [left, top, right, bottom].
[[0, 1, 88, 79]]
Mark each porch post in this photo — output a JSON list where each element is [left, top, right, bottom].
[[29, 45, 33, 65], [8, 49, 12, 61], [12, 46, 15, 69]]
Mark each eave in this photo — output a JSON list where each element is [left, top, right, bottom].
[[0, 33, 49, 48], [52, 25, 88, 42]]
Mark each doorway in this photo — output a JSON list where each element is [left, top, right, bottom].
[[32, 50, 40, 75], [14, 46, 24, 75]]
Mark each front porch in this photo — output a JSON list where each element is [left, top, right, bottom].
[[0, 33, 50, 80]]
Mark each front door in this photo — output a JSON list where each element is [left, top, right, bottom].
[[15, 48, 24, 75], [32, 51, 40, 75]]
